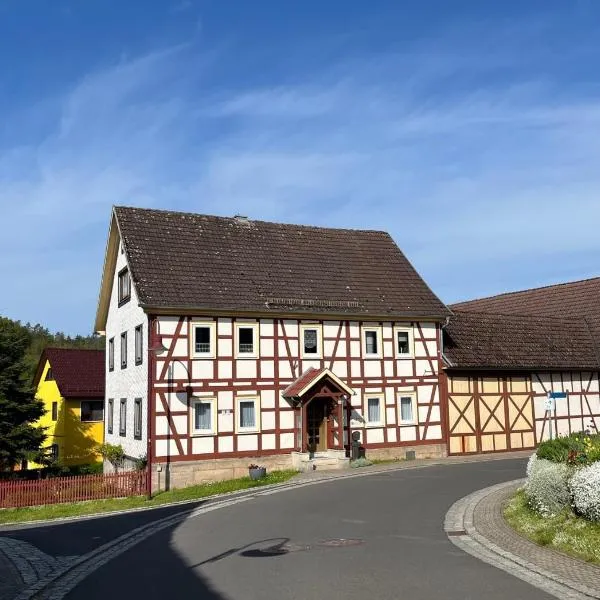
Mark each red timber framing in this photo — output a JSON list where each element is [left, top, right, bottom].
[[446, 371, 537, 455], [148, 316, 446, 464], [531, 372, 600, 441]]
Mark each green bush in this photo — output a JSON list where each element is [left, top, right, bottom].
[[536, 432, 600, 466]]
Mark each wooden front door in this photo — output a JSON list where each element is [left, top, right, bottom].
[[307, 398, 329, 452]]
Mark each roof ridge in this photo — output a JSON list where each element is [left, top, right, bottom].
[[451, 275, 600, 307], [113, 205, 390, 235]]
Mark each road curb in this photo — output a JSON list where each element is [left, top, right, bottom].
[[445, 480, 600, 600]]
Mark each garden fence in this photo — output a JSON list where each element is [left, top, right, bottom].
[[0, 470, 146, 508]]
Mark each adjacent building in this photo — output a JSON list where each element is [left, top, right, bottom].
[[94, 205, 600, 489], [95, 206, 450, 489], [444, 278, 600, 454], [32, 348, 105, 466]]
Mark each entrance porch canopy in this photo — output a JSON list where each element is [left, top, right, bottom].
[[282, 368, 354, 403]]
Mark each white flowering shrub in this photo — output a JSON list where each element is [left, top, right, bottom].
[[570, 462, 600, 522], [526, 453, 537, 477], [525, 457, 571, 517]]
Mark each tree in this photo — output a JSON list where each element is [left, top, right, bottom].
[[0, 317, 46, 470]]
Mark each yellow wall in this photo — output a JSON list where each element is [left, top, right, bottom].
[[33, 360, 104, 466]]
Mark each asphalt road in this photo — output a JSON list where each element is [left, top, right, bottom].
[[34, 458, 551, 600]]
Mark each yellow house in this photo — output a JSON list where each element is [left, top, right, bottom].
[[33, 348, 105, 466]]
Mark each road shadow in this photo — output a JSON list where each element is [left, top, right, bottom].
[[0, 500, 208, 556], [64, 520, 228, 600]]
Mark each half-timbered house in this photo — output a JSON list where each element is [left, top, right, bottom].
[[444, 278, 600, 455], [95, 206, 451, 489]]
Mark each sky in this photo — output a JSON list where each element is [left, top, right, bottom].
[[2, 0, 600, 335]]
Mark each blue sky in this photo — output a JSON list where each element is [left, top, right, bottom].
[[2, 0, 600, 335]]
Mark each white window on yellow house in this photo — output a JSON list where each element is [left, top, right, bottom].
[[81, 401, 104, 422]]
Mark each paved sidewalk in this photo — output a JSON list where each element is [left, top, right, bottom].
[[0, 542, 24, 600], [446, 480, 600, 600]]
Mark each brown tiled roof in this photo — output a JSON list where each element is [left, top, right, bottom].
[[35, 348, 105, 398], [444, 311, 600, 370], [282, 368, 322, 398], [114, 206, 450, 319], [451, 277, 600, 319]]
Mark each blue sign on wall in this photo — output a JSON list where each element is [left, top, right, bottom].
[[549, 392, 567, 399]]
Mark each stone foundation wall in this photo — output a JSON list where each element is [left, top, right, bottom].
[[365, 443, 446, 462], [152, 453, 293, 492]]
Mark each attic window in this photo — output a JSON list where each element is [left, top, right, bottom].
[[45, 368, 54, 381], [118, 267, 131, 305]]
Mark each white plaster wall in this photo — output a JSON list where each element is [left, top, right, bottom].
[[104, 238, 148, 463]]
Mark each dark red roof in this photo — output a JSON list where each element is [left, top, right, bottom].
[[444, 311, 600, 370], [114, 206, 450, 319], [35, 348, 105, 398], [282, 368, 323, 398]]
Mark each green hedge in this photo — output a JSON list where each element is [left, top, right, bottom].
[[536, 432, 600, 466]]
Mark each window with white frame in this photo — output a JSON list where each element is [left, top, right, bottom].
[[135, 324, 143, 365], [365, 395, 384, 426], [398, 394, 417, 424], [236, 397, 260, 432], [191, 397, 216, 435], [235, 323, 259, 358], [394, 327, 414, 357], [191, 322, 216, 358], [300, 324, 322, 358], [362, 326, 381, 357]]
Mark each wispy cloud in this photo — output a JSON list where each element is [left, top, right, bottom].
[[2, 15, 600, 332]]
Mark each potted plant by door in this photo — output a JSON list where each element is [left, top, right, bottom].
[[248, 463, 267, 480]]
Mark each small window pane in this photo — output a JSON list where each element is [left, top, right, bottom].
[[118, 268, 130, 302], [400, 397, 414, 422], [81, 401, 104, 422], [45, 368, 54, 381], [51, 402, 58, 421], [367, 398, 381, 423], [121, 332, 127, 368], [134, 399, 142, 439], [194, 402, 212, 431], [303, 329, 318, 354], [397, 331, 410, 354], [107, 399, 114, 434], [135, 325, 143, 364], [239, 400, 256, 428], [108, 338, 114, 370], [50, 444, 59, 461], [239, 328, 254, 353], [365, 330, 378, 354], [195, 327, 211, 353], [120, 399, 127, 435]]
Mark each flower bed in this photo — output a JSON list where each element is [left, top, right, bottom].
[[523, 432, 600, 522]]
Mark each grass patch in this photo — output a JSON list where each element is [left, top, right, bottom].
[[0, 469, 298, 525], [504, 489, 600, 564]]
